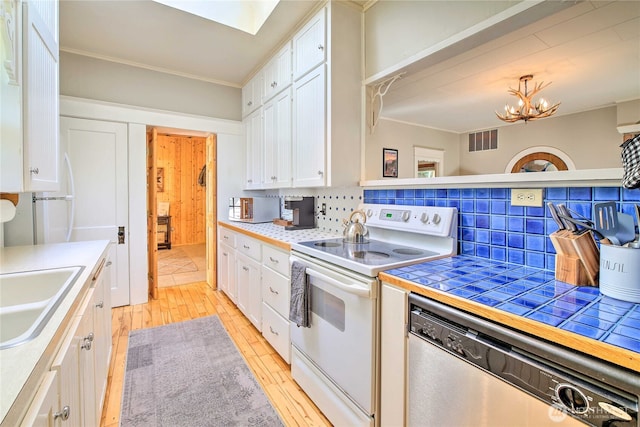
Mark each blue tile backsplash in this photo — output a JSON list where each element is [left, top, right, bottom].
[[364, 186, 640, 271]]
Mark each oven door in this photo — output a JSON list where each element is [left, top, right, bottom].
[[290, 253, 378, 422]]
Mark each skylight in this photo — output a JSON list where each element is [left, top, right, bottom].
[[153, 0, 280, 35]]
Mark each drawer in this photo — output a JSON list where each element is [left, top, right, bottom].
[[262, 245, 290, 277], [262, 266, 290, 316], [219, 227, 236, 248], [237, 234, 261, 261], [262, 303, 291, 364]]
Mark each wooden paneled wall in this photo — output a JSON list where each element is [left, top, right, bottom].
[[156, 134, 206, 246]]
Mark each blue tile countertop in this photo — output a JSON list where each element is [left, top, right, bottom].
[[381, 255, 640, 372]]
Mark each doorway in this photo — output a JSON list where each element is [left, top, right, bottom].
[[147, 128, 217, 299]]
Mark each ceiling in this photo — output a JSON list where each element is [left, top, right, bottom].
[[60, 1, 638, 134], [377, 1, 640, 134], [59, 0, 324, 87]]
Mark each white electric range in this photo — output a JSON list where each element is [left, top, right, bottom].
[[289, 203, 458, 427]]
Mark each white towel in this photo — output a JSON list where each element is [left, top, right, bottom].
[[289, 261, 310, 327]]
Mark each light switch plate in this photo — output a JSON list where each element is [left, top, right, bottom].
[[511, 189, 543, 207]]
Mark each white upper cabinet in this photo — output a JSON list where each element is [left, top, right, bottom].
[[292, 66, 326, 188], [245, 107, 263, 189], [292, 8, 326, 81], [263, 87, 292, 188], [263, 41, 292, 102], [241, 71, 262, 118], [1, 0, 60, 192]]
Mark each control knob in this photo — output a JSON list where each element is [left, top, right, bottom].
[[402, 211, 410, 222], [555, 384, 589, 414], [420, 212, 429, 223], [366, 209, 373, 218], [432, 213, 441, 225]]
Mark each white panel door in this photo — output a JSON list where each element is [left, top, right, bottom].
[[40, 117, 130, 307]]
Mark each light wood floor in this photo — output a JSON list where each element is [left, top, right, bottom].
[[100, 281, 331, 427]]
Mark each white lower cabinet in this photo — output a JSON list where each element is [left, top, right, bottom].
[[261, 245, 291, 363], [19, 371, 59, 427], [217, 225, 293, 364], [20, 253, 112, 427], [218, 227, 237, 302], [236, 252, 262, 330], [380, 282, 409, 427]]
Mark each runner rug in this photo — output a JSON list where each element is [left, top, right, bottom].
[[120, 315, 283, 426]]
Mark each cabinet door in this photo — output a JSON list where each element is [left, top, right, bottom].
[[263, 88, 292, 188], [78, 288, 97, 427], [92, 257, 112, 413], [263, 42, 292, 102], [242, 72, 262, 118], [293, 8, 326, 81], [236, 253, 261, 330], [51, 316, 82, 427], [245, 108, 263, 189], [20, 371, 59, 427], [292, 65, 326, 188], [22, 0, 60, 191], [218, 242, 236, 303]]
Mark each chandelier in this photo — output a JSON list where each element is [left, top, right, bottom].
[[496, 74, 560, 123]]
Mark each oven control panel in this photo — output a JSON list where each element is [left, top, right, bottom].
[[361, 203, 457, 237]]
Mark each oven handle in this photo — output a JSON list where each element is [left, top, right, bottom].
[[305, 267, 371, 298]]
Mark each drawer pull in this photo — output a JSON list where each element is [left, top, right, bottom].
[[269, 286, 279, 295], [242, 266, 249, 272], [269, 256, 279, 263], [95, 301, 104, 308], [243, 244, 250, 249], [54, 405, 70, 421], [269, 326, 279, 336]]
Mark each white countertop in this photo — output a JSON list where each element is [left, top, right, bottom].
[[0, 240, 110, 425], [219, 220, 341, 246]]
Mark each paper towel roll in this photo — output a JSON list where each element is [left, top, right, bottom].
[[0, 199, 17, 222]]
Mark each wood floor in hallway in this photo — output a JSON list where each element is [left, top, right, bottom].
[[100, 281, 331, 427]]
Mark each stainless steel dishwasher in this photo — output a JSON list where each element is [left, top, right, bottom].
[[408, 293, 639, 427]]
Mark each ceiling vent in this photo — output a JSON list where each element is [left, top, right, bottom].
[[469, 129, 498, 152]]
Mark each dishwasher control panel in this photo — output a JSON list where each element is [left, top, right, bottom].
[[409, 302, 639, 427]]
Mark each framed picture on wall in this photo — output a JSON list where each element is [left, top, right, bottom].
[[157, 167, 164, 192], [383, 148, 398, 178]]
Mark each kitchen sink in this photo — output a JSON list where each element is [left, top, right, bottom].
[[0, 266, 84, 350]]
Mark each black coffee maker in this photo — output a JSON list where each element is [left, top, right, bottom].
[[284, 196, 315, 230]]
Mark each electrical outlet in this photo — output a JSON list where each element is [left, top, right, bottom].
[[511, 189, 543, 207]]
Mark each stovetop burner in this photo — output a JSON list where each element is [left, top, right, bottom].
[[295, 238, 437, 268]]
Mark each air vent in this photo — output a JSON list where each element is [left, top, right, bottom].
[[468, 129, 498, 152]]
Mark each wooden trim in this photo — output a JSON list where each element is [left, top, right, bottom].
[[379, 272, 639, 371], [147, 129, 159, 300], [0, 193, 19, 206], [510, 152, 568, 173]]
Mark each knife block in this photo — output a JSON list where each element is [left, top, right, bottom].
[[550, 230, 599, 286]]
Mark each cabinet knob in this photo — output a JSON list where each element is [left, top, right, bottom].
[[95, 301, 104, 308], [317, 170, 324, 176], [317, 44, 324, 51], [242, 266, 249, 272], [29, 167, 39, 175], [247, 101, 253, 106], [54, 405, 70, 421]]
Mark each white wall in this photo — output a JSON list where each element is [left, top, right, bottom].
[[365, 118, 459, 180], [60, 52, 242, 121], [458, 106, 622, 175], [364, 1, 518, 78]]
